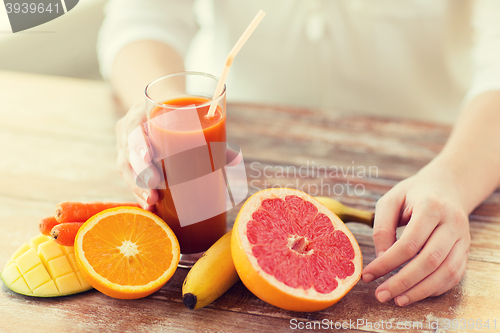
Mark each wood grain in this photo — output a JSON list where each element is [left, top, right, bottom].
[[1, 70, 499, 333]]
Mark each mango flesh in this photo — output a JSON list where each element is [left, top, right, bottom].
[[1, 234, 92, 297]]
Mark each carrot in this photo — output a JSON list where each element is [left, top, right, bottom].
[[55, 201, 141, 223], [39, 216, 60, 236], [51, 222, 85, 246]]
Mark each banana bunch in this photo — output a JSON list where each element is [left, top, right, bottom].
[[182, 196, 372, 309]]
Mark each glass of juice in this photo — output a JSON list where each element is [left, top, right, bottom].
[[145, 72, 227, 267]]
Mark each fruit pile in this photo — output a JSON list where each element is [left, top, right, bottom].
[[1, 189, 365, 312]]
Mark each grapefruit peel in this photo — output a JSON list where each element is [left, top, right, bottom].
[[231, 188, 362, 312]]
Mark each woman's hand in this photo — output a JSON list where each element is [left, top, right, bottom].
[[115, 103, 161, 210], [362, 165, 470, 306]]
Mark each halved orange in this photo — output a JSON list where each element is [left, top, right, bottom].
[[74, 206, 180, 299], [231, 188, 362, 312]]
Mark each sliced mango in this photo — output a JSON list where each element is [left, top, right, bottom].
[[1, 235, 93, 297], [33, 280, 59, 296]]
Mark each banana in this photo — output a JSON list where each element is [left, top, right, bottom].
[[314, 196, 374, 227], [182, 230, 239, 310], [182, 197, 373, 309]]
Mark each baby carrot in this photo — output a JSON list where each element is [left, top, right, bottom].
[[55, 201, 141, 223], [39, 216, 60, 236], [51, 222, 85, 246]]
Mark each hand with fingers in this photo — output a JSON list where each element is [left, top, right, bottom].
[[362, 167, 470, 307], [115, 103, 161, 211]]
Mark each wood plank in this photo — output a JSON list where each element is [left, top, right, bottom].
[[3, 192, 498, 332], [0, 70, 116, 142], [226, 103, 451, 181], [2, 130, 500, 263], [4, 242, 496, 333], [468, 221, 500, 263], [2, 71, 500, 333], [0, 286, 301, 333], [0, 131, 131, 203], [154, 251, 500, 332]]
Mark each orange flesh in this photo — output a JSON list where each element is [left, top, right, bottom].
[[82, 213, 173, 286]]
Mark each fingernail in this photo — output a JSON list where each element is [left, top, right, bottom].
[[142, 191, 150, 203], [377, 251, 385, 258], [142, 170, 153, 187], [363, 273, 374, 283], [377, 290, 391, 303], [396, 295, 409, 307]]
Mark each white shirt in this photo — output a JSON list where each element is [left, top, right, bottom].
[[97, 0, 500, 124]]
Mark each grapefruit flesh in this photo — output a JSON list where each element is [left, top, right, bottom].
[[232, 188, 362, 312]]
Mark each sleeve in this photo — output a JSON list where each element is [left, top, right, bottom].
[[96, 0, 198, 80], [463, 0, 500, 103]]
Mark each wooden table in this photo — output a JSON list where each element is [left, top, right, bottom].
[[1, 71, 499, 333]]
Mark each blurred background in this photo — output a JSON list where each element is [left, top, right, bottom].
[[0, 0, 213, 81], [0, 0, 106, 80]]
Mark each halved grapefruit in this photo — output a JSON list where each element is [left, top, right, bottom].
[[231, 188, 362, 312]]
